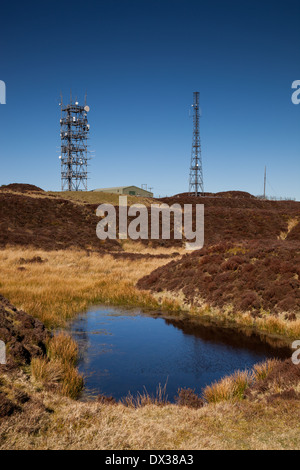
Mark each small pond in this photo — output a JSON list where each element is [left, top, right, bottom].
[[66, 307, 291, 401]]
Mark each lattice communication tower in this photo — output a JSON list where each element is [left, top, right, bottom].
[[189, 91, 204, 196], [59, 94, 90, 191]]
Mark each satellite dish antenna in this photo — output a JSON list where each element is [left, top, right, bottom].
[[84, 105, 90, 112]]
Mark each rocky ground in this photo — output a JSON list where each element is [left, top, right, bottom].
[[0, 294, 49, 369]]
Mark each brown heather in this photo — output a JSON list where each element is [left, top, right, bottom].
[[138, 240, 300, 338]]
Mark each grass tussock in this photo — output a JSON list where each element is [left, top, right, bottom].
[[59, 365, 84, 399], [0, 247, 181, 328], [31, 357, 64, 385], [203, 359, 281, 404], [31, 333, 83, 399], [203, 371, 252, 404], [31, 356, 83, 399], [252, 359, 280, 381], [47, 332, 79, 366], [122, 383, 169, 408]]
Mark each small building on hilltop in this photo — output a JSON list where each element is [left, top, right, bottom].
[[92, 186, 153, 197]]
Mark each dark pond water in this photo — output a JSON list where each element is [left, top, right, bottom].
[[66, 307, 291, 402]]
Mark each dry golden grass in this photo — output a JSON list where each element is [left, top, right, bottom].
[[31, 357, 64, 385], [59, 364, 84, 399], [252, 359, 279, 382], [47, 332, 79, 366], [255, 314, 300, 339], [120, 240, 186, 255], [0, 189, 58, 200], [279, 217, 299, 240], [155, 291, 300, 340], [232, 309, 300, 339], [47, 191, 153, 207], [203, 359, 282, 405], [31, 356, 83, 399], [31, 333, 84, 399], [0, 247, 180, 328], [122, 383, 169, 408], [1, 246, 299, 339], [0, 369, 299, 450], [1, 243, 299, 449], [203, 371, 252, 404]]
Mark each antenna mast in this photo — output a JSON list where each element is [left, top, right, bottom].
[[189, 92, 204, 196], [59, 94, 90, 191]]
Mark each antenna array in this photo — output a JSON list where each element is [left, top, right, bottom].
[[59, 94, 90, 191]]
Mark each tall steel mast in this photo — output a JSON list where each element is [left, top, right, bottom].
[[189, 92, 204, 196]]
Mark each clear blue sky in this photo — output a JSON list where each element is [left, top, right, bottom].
[[1, 0, 299, 199]]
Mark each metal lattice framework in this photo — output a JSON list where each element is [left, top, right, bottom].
[[59, 95, 90, 191], [189, 91, 204, 196]]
